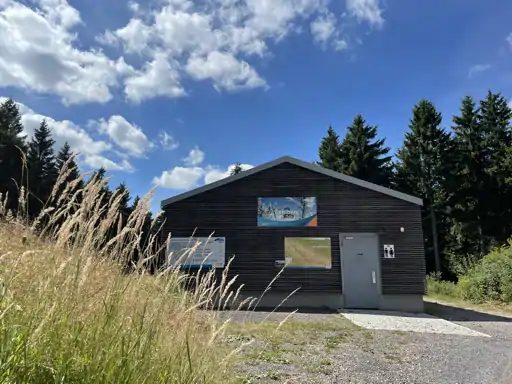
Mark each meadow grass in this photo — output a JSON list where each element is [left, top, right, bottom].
[[0, 155, 255, 383]]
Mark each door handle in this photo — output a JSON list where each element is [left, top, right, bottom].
[[372, 271, 376, 284]]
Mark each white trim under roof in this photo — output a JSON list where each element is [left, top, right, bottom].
[[160, 156, 423, 208]]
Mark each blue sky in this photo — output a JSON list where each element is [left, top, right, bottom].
[[1, 0, 512, 213]]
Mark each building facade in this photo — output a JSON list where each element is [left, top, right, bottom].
[[161, 156, 425, 312]]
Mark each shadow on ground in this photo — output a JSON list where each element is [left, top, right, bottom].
[[424, 301, 512, 322]]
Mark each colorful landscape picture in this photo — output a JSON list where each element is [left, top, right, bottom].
[[284, 237, 332, 268], [257, 197, 317, 227]]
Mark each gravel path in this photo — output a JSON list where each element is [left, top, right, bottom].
[[218, 303, 512, 384]]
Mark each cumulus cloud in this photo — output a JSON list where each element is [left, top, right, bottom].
[[0, 0, 133, 104], [153, 166, 204, 189], [0, 96, 141, 172], [153, 144, 253, 190], [158, 132, 179, 150], [1, 0, 385, 104], [95, 115, 154, 157], [346, 0, 384, 28], [204, 163, 254, 184], [183, 146, 205, 166], [82, 155, 135, 172]]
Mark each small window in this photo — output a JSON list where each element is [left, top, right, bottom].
[[284, 237, 332, 269]]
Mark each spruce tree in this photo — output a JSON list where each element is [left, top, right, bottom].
[[27, 119, 58, 217], [0, 99, 27, 212], [339, 114, 393, 187], [56, 142, 81, 185], [478, 91, 512, 244], [318, 126, 343, 172], [395, 100, 454, 274], [115, 182, 132, 225], [230, 163, 243, 176], [448, 96, 490, 261]]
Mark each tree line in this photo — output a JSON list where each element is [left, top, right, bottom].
[[318, 91, 512, 278], [0, 98, 159, 270], [2, 91, 512, 279]]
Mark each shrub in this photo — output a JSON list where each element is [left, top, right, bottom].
[[457, 241, 512, 303], [426, 273, 461, 298]]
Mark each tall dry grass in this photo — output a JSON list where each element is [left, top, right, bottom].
[[0, 154, 255, 383]]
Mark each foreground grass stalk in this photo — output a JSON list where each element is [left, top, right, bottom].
[[0, 156, 247, 383]]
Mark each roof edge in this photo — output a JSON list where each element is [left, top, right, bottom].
[[160, 155, 423, 208]]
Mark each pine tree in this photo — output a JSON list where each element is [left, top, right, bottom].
[[478, 91, 512, 244], [339, 114, 393, 187], [0, 99, 27, 212], [318, 126, 343, 172], [395, 100, 454, 274], [27, 119, 58, 217], [447, 96, 490, 261], [230, 163, 243, 176]]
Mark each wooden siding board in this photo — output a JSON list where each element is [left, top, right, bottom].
[[162, 162, 426, 296]]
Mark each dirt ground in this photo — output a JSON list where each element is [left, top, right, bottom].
[[218, 302, 512, 384]]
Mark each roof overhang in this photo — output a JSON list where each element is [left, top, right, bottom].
[[161, 156, 423, 208]]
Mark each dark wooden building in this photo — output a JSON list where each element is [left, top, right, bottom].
[[161, 156, 425, 312]]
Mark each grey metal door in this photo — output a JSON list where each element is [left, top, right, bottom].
[[340, 233, 380, 309]]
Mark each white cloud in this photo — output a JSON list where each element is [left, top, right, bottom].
[[128, 1, 140, 14], [310, 10, 348, 51], [0, 96, 138, 173], [1, 0, 385, 104], [153, 166, 204, 189], [346, 0, 384, 28], [0, 0, 133, 105], [183, 146, 205, 166], [96, 115, 153, 157], [186, 51, 267, 91], [82, 155, 135, 172], [124, 53, 186, 103], [204, 163, 254, 184], [468, 64, 491, 79], [310, 11, 337, 45], [506, 32, 512, 50], [159, 132, 179, 150]]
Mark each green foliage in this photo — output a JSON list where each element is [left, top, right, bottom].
[[339, 114, 393, 187], [27, 120, 58, 217], [318, 126, 344, 172], [426, 273, 461, 297], [230, 163, 243, 176], [394, 100, 454, 273], [457, 241, 512, 303], [0, 99, 27, 213]]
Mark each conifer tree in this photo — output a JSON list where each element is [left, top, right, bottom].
[[448, 96, 490, 260], [478, 91, 512, 244], [230, 163, 243, 176], [318, 126, 343, 172], [0, 98, 27, 212], [27, 119, 58, 217], [395, 100, 454, 274], [339, 114, 393, 187]]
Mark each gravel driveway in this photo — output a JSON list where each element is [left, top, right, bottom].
[[218, 302, 512, 384]]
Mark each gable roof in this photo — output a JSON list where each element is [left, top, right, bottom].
[[161, 156, 423, 208]]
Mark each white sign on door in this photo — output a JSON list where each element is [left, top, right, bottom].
[[167, 237, 226, 268]]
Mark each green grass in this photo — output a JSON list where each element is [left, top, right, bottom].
[[0, 163, 246, 383]]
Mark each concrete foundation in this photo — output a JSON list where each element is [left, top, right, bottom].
[[226, 292, 424, 313]]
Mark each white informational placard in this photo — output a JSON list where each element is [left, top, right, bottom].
[[167, 237, 226, 268], [383, 244, 395, 259]]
